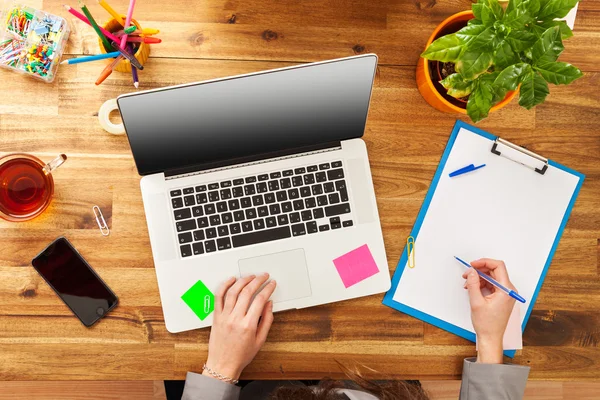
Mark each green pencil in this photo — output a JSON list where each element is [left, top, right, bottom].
[[80, 3, 112, 52]]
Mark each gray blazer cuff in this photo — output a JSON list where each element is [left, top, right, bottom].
[[182, 372, 241, 400], [460, 357, 530, 400]]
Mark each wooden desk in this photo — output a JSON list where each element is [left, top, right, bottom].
[[1, 0, 599, 381]]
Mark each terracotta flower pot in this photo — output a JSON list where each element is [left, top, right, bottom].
[[416, 10, 518, 114]]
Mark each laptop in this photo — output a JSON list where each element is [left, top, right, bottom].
[[117, 54, 390, 333]]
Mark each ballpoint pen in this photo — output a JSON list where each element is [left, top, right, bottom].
[[455, 256, 526, 303]]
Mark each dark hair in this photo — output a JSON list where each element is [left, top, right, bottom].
[[268, 363, 430, 400]]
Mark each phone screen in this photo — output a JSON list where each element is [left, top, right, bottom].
[[32, 237, 118, 327]]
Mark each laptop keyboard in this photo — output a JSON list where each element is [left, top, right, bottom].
[[169, 161, 353, 258]]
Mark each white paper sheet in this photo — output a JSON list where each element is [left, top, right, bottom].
[[392, 128, 580, 337]]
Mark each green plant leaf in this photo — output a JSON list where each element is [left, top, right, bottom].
[[457, 25, 496, 52], [519, 70, 550, 109], [506, 30, 538, 52], [538, 0, 579, 20], [467, 18, 484, 26], [524, 0, 541, 16], [532, 26, 564, 65], [456, 51, 494, 80], [530, 20, 573, 39], [479, 71, 507, 103], [494, 62, 531, 91], [534, 61, 583, 84], [482, 0, 505, 25], [494, 40, 520, 69], [467, 79, 495, 122], [440, 73, 476, 98], [503, 5, 531, 29], [421, 34, 464, 62], [472, 3, 484, 21], [505, 0, 523, 15]]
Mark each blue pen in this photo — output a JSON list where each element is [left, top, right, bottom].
[[455, 256, 526, 303], [449, 163, 486, 177]]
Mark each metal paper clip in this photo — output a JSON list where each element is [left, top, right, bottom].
[[93, 205, 110, 236], [204, 295, 211, 314], [407, 236, 415, 268]]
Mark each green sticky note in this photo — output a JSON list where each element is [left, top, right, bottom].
[[181, 280, 214, 321]]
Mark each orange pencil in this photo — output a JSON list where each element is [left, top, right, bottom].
[[95, 55, 123, 85], [126, 36, 162, 44]]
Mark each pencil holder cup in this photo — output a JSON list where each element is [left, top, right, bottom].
[[99, 16, 150, 73]]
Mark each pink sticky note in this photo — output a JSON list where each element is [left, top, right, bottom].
[[333, 244, 380, 288]]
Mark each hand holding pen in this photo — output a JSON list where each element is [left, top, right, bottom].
[[459, 258, 521, 364]]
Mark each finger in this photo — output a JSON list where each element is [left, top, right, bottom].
[[256, 300, 274, 346], [466, 269, 485, 308], [214, 276, 236, 314], [471, 258, 512, 287], [247, 280, 277, 324], [234, 273, 270, 316], [223, 275, 256, 313]]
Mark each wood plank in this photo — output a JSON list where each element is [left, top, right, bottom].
[[2, 380, 600, 399], [0, 344, 175, 380], [0, 381, 165, 400], [30, 0, 600, 71]]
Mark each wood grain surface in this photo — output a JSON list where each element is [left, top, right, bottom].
[[1, 0, 599, 381], [3, 380, 600, 399]]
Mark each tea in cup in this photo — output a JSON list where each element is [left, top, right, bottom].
[[0, 154, 67, 221]]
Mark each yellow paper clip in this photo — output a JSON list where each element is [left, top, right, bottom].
[[407, 236, 415, 268]]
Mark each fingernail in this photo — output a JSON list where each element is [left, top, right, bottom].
[[263, 272, 269, 277], [270, 280, 277, 285]]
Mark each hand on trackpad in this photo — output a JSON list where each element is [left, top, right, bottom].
[[238, 249, 312, 304]]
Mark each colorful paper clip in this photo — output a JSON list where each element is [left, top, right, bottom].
[[93, 205, 110, 236], [407, 236, 415, 268]]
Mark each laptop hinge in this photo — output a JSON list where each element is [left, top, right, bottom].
[[164, 141, 342, 180]]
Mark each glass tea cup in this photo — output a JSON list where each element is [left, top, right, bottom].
[[0, 153, 67, 222]]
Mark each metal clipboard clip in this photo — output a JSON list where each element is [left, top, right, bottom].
[[491, 138, 549, 175]]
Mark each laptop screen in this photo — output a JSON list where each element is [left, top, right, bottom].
[[117, 55, 377, 176]]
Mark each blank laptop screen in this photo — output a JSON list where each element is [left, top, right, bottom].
[[117, 55, 377, 176]]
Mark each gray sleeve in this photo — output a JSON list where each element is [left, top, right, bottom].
[[460, 358, 530, 400], [182, 372, 241, 400]]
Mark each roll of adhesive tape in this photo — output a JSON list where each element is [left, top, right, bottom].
[[98, 98, 125, 135]]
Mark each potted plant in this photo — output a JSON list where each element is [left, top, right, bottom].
[[416, 0, 583, 122]]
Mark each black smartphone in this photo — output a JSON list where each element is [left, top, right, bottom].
[[31, 237, 118, 327]]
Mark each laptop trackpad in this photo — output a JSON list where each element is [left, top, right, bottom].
[[238, 249, 312, 304]]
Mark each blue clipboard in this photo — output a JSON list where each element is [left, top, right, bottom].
[[382, 120, 585, 357]]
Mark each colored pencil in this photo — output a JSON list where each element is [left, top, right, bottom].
[[61, 51, 120, 64], [127, 44, 139, 88], [80, 3, 112, 52], [110, 41, 143, 69], [95, 54, 123, 85], [63, 5, 121, 43], [119, 0, 137, 49], [113, 28, 159, 36], [126, 36, 161, 44], [97, 0, 125, 25]]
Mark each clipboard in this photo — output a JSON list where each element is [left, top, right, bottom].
[[382, 120, 584, 357]]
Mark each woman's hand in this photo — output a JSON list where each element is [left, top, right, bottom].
[[463, 258, 516, 364], [203, 274, 277, 382]]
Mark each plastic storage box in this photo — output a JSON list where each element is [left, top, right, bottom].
[[0, 3, 70, 82]]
